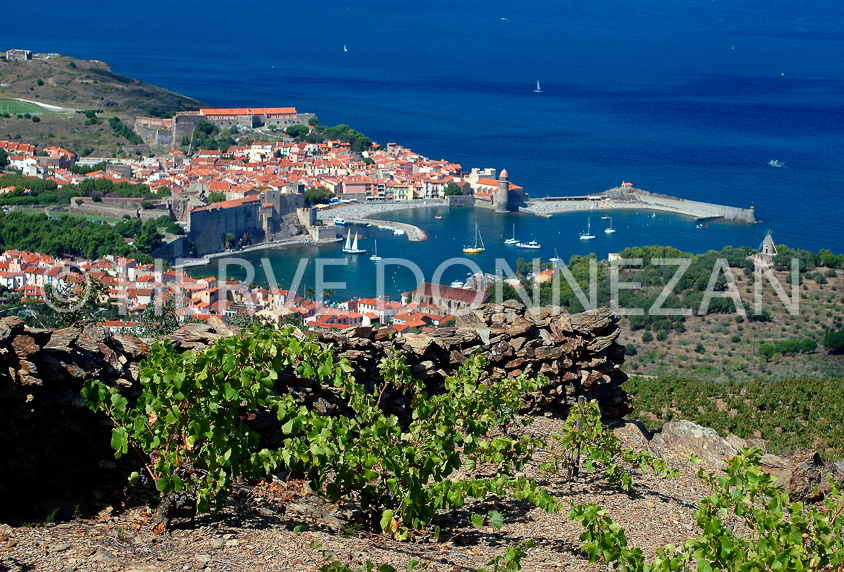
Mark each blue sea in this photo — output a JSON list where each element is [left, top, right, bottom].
[[8, 0, 844, 297]]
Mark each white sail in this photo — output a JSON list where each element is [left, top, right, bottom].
[[344, 231, 352, 250], [352, 232, 359, 251]]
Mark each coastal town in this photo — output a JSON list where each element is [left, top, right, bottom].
[[0, 106, 528, 331], [0, 246, 499, 332], [0, 97, 757, 332]]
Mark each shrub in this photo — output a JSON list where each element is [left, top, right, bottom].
[[641, 331, 654, 342], [83, 327, 342, 516], [570, 449, 844, 570], [824, 329, 844, 354], [282, 352, 545, 533]]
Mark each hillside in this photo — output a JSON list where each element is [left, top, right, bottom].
[[622, 263, 844, 380], [0, 313, 841, 570], [0, 52, 205, 156]]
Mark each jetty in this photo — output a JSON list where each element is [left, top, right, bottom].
[[172, 236, 322, 269], [349, 218, 428, 241], [522, 185, 756, 223]]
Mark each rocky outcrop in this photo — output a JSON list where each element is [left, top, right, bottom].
[[648, 421, 746, 468], [0, 303, 629, 520], [645, 420, 844, 502], [772, 450, 844, 503]]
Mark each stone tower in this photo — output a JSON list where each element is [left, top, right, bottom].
[[494, 169, 509, 213], [760, 231, 777, 257]]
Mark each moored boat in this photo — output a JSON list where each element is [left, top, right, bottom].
[[516, 239, 541, 250], [463, 223, 486, 254], [580, 217, 595, 240], [504, 223, 518, 244]]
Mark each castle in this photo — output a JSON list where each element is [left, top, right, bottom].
[[183, 188, 305, 256], [133, 107, 317, 148]]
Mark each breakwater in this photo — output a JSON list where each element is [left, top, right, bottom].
[[523, 186, 757, 223], [352, 218, 428, 241]]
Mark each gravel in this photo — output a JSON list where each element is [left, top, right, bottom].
[[0, 417, 712, 572]]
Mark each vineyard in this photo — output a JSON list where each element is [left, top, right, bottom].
[[625, 374, 844, 460], [501, 244, 844, 381], [73, 326, 844, 571]]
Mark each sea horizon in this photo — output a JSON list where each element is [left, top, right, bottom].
[[6, 0, 843, 295]]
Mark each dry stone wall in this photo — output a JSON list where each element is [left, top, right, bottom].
[[0, 302, 630, 519]]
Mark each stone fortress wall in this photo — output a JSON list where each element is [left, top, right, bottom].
[[134, 110, 316, 149]]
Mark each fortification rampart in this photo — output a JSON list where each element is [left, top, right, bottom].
[[188, 202, 266, 256], [133, 117, 174, 148], [446, 195, 475, 207]]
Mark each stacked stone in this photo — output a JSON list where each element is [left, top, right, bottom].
[[0, 303, 631, 519], [318, 300, 631, 419]]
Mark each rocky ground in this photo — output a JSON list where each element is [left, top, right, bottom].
[[0, 421, 688, 572], [7, 415, 825, 572]]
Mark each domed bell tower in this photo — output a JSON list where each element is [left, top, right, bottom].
[[494, 169, 510, 213]]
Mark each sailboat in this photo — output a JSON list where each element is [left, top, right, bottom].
[[463, 223, 486, 254], [504, 223, 518, 244], [579, 217, 595, 240], [533, 79, 542, 93], [549, 249, 562, 263], [342, 231, 366, 254], [605, 216, 616, 234], [369, 239, 381, 261]]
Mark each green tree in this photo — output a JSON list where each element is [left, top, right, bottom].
[[799, 337, 817, 354], [758, 342, 776, 361], [207, 192, 226, 204], [224, 232, 236, 249], [305, 187, 333, 206], [0, 149, 7, 170], [285, 125, 308, 138], [443, 182, 463, 196], [133, 219, 163, 254], [131, 296, 181, 338], [824, 329, 844, 354]]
